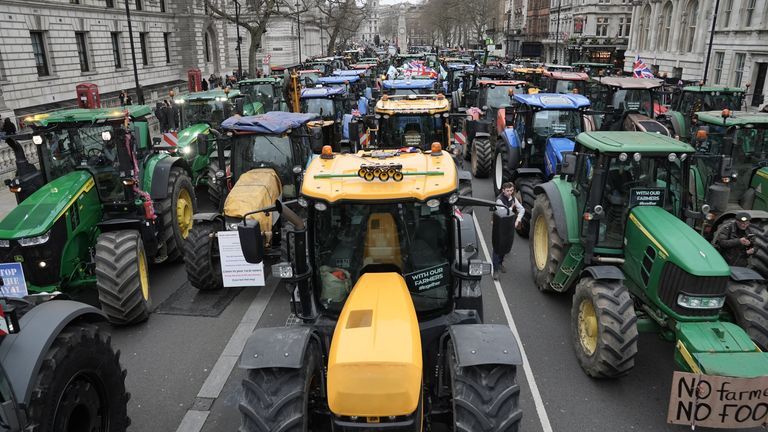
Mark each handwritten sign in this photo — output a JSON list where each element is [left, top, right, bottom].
[[0, 263, 27, 298], [668, 371, 768, 428], [405, 263, 449, 293], [629, 188, 665, 208], [217, 231, 265, 288]]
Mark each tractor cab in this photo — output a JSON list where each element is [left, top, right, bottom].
[[444, 63, 475, 96], [297, 69, 323, 86], [381, 79, 436, 96], [665, 85, 746, 140], [322, 73, 371, 106], [571, 62, 615, 76], [371, 94, 451, 150], [540, 70, 589, 95], [300, 86, 348, 151], [238, 77, 286, 112], [511, 67, 544, 89], [587, 77, 670, 135]]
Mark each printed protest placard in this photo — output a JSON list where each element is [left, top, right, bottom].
[[0, 263, 27, 298], [217, 231, 265, 287]]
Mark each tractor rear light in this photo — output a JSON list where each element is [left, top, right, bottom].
[[677, 294, 725, 310], [9, 186, 21, 194], [32, 135, 43, 145], [705, 212, 716, 221], [721, 177, 730, 183], [469, 260, 492, 276], [271, 262, 294, 279], [583, 212, 594, 221], [122, 179, 136, 186]]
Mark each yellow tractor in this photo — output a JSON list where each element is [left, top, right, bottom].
[[235, 144, 523, 431]]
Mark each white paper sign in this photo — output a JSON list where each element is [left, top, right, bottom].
[[217, 231, 265, 287]]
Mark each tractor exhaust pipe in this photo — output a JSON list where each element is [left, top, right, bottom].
[[4, 136, 37, 177]]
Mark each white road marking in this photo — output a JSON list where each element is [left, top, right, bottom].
[[175, 281, 278, 432], [472, 212, 554, 432]]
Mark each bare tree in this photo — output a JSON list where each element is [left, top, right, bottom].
[[379, 15, 397, 43], [315, 0, 369, 55]]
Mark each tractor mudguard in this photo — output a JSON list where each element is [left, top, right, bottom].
[[448, 324, 522, 367], [239, 326, 320, 369], [500, 128, 520, 149], [582, 265, 624, 280], [97, 218, 144, 232], [457, 169, 473, 183], [473, 131, 491, 139], [534, 182, 569, 240], [192, 213, 224, 223], [668, 111, 687, 139], [149, 156, 191, 200], [729, 266, 764, 282], [0, 300, 106, 405], [516, 167, 544, 177]]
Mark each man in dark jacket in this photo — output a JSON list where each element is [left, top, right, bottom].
[[492, 182, 524, 280], [713, 212, 756, 267]]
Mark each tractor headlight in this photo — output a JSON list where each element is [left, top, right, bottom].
[[448, 193, 459, 204], [469, 260, 492, 276], [182, 146, 193, 155], [0, 240, 9, 248], [271, 262, 294, 279], [228, 223, 239, 231], [677, 294, 725, 309], [314, 202, 327, 212], [18, 232, 50, 247], [32, 135, 43, 145], [101, 131, 112, 142], [618, 152, 628, 162], [633, 152, 642, 162], [298, 197, 308, 208]]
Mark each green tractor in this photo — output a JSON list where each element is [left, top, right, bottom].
[[664, 85, 746, 141], [174, 89, 264, 205], [238, 77, 288, 112], [183, 112, 321, 291], [529, 131, 768, 382], [0, 106, 196, 325]]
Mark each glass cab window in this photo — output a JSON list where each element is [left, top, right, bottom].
[[379, 114, 445, 149], [181, 99, 232, 127], [301, 98, 336, 119], [241, 84, 275, 111], [612, 89, 653, 117], [532, 109, 582, 138], [231, 134, 298, 197]]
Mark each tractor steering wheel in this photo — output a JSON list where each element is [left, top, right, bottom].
[[87, 148, 104, 157]]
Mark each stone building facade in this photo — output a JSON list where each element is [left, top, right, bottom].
[[625, 0, 768, 109]]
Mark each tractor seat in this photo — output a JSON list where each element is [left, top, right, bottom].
[[362, 213, 402, 269]]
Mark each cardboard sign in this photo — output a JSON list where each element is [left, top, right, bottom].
[[0, 263, 27, 298], [629, 188, 665, 208], [668, 371, 768, 428], [404, 262, 449, 293], [217, 231, 265, 288]]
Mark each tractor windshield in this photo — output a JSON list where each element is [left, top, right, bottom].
[[678, 91, 744, 113], [181, 99, 232, 127], [379, 114, 446, 149], [312, 201, 453, 314], [240, 84, 275, 111], [41, 123, 126, 202], [612, 89, 654, 117], [533, 110, 582, 138], [554, 80, 587, 95], [302, 98, 337, 119], [231, 134, 297, 197], [484, 86, 524, 108]]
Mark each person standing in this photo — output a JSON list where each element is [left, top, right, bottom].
[[713, 212, 756, 267], [201, 78, 209, 91], [1, 118, 16, 136], [125, 93, 133, 105], [492, 182, 524, 280], [119, 90, 127, 106]]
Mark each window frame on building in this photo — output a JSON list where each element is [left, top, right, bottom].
[[680, 0, 698, 53], [163, 33, 171, 64], [139, 32, 149, 66], [596, 16, 608, 37], [658, 1, 672, 51], [111, 32, 123, 69], [204, 32, 211, 63], [106, 0, 115, 7], [744, 0, 756, 26], [160, 0, 166, 12], [136, 0, 143, 11], [733, 52, 746, 87], [639, 5, 651, 50], [75, 31, 91, 73], [618, 16, 631, 38], [30, 31, 51, 77], [721, 0, 733, 28], [713, 51, 724, 84]]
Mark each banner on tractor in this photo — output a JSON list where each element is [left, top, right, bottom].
[[629, 188, 665, 208], [217, 231, 265, 287], [667, 371, 768, 428], [0, 263, 27, 298], [404, 262, 449, 293]]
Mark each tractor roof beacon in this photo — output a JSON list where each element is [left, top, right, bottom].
[[1, 106, 196, 325], [233, 146, 524, 431], [529, 131, 768, 408]]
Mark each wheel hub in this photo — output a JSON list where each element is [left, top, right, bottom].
[[177, 189, 193, 239], [578, 299, 598, 355], [533, 215, 548, 271], [54, 373, 106, 432], [495, 153, 503, 190], [138, 247, 149, 300]]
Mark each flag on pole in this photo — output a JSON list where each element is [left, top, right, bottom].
[[633, 55, 655, 79]]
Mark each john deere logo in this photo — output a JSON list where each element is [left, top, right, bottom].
[[14, 255, 23, 262]]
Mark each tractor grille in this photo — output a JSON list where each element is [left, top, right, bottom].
[[0, 219, 67, 288], [658, 262, 728, 317]]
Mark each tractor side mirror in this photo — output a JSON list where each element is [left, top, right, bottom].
[[152, 137, 162, 147], [238, 220, 264, 264], [235, 98, 246, 116], [720, 155, 734, 178], [561, 152, 577, 176], [196, 134, 209, 155]]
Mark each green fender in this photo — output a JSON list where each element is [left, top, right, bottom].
[[534, 178, 581, 244], [667, 110, 688, 140], [142, 153, 192, 200]]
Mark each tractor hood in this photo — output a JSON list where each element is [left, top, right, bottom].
[[0, 171, 94, 239], [176, 123, 211, 149], [546, 137, 575, 161], [628, 206, 730, 276]]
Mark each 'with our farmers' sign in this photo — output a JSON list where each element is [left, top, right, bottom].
[[405, 263, 449, 293], [629, 188, 665, 208], [668, 371, 768, 428]]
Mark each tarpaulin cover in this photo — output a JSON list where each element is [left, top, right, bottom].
[[333, 70, 367, 76], [382, 79, 436, 89], [221, 112, 318, 134], [318, 76, 361, 84], [301, 87, 346, 98], [223, 168, 282, 245], [512, 93, 591, 109]]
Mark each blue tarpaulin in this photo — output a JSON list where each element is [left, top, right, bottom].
[[221, 112, 319, 134], [513, 93, 591, 109], [301, 87, 347, 98], [318, 76, 361, 84], [382, 79, 436, 89], [333, 70, 367, 77]]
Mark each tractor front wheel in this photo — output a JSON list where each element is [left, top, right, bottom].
[[530, 194, 565, 292], [571, 277, 638, 378], [183, 221, 223, 291], [725, 279, 768, 350], [515, 177, 541, 238], [207, 158, 230, 209], [156, 167, 196, 262], [239, 340, 329, 432], [96, 230, 151, 325], [449, 339, 522, 431], [470, 137, 492, 178], [25, 322, 130, 432]]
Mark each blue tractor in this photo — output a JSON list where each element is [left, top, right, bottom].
[[493, 93, 591, 236]]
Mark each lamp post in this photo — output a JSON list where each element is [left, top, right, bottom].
[[295, 0, 302, 65], [124, 0, 144, 104], [702, 0, 721, 85], [234, 0, 243, 79], [553, 0, 562, 64]]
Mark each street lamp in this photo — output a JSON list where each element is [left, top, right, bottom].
[[702, 0, 721, 85], [234, 0, 243, 79], [124, 0, 144, 104], [295, 0, 302, 64]]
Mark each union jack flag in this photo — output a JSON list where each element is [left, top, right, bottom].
[[633, 55, 655, 79]]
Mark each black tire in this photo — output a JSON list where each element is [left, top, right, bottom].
[[571, 277, 638, 378], [492, 146, 514, 196], [514, 177, 540, 238], [529, 194, 566, 293], [238, 340, 329, 432], [750, 220, 768, 279], [463, 139, 471, 161], [470, 137, 492, 178], [95, 230, 151, 325], [183, 221, 223, 291], [725, 279, 768, 350], [448, 339, 522, 431], [206, 160, 225, 208], [155, 166, 196, 263], [25, 322, 130, 432]]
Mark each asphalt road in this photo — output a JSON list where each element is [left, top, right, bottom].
[[108, 177, 765, 432]]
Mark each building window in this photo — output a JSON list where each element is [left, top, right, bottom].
[[163, 33, 171, 63], [111, 32, 122, 68], [721, 0, 733, 28], [75, 32, 90, 72], [30, 31, 50, 77], [639, 5, 651, 50], [135, 0, 142, 10], [618, 17, 630, 37], [733, 53, 746, 87], [745, 0, 756, 26], [139, 32, 149, 65], [713, 51, 724, 84], [70, 0, 79, 3], [680, 0, 698, 52], [596, 17, 608, 36], [204, 32, 211, 62], [106, 0, 114, 6], [160, 0, 166, 12], [659, 1, 672, 50]]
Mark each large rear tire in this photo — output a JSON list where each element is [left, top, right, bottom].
[[571, 277, 638, 378], [449, 340, 522, 431], [95, 230, 151, 325], [155, 166, 196, 262], [725, 279, 768, 350], [492, 146, 514, 196], [470, 137, 492, 178], [530, 194, 565, 292], [514, 177, 540, 238], [238, 340, 329, 432], [25, 322, 130, 432], [749, 221, 768, 278], [183, 221, 223, 291]]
